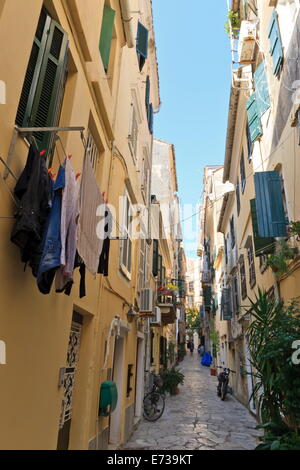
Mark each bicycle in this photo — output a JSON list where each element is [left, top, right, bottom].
[[143, 371, 165, 422], [216, 366, 236, 401]]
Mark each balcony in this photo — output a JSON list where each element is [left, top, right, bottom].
[[157, 283, 177, 325]]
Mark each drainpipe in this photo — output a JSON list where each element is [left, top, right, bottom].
[[119, 0, 135, 48]]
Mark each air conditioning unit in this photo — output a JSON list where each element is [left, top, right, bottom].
[[150, 307, 161, 326], [140, 288, 153, 313], [238, 21, 257, 64]]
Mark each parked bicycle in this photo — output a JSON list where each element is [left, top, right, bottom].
[[143, 371, 165, 422], [217, 366, 236, 401]]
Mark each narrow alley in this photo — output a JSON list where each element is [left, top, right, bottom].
[[122, 355, 262, 451]]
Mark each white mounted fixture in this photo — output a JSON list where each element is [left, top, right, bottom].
[[150, 307, 162, 326], [238, 21, 257, 64], [140, 288, 153, 313]]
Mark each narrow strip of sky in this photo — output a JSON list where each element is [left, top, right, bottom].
[[152, 0, 232, 257]]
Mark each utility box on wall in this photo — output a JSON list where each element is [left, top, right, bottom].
[[99, 381, 118, 417]]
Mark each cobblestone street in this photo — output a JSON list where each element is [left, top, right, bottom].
[[122, 355, 262, 451]]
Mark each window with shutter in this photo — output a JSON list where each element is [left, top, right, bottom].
[[246, 237, 256, 289], [230, 217, 236, 249], [128, 104, 138, 161], [246, 92, 263, 143], [203, 286, 212, 309], [120, 192, 133, 278], [145, 75, 150, 111], [268, 10, 283, 76], [136, 22, 149, 71], [99, 5, 116, 73], [246, 122, 253, 161], [16, 9, 68, 157], [236, 179, 241, 216], [148, 103, 153, 135], [152, 240, 159, 277], [254, 62, 270, 118], [239, 256, 247, 300], [221, 288, 232, 321], [240, 150, 246, 193], [254, 171, 287, 238], [250, 199, 275, 256]]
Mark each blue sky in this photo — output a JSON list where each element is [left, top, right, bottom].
[[152, 0, 231, 258]]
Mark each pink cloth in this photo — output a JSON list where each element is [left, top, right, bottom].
[[77, 148, 105, 276]]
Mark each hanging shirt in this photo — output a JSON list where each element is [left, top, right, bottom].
[[77, 148, 105, 276], [56, 158, 79, 291], [37, 165, 65, 295], [98, 208, 112, 277]]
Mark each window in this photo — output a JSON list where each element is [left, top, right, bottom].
[[140, 148, 150, 205], [246, 122, 253, 161], [86, 128, 100, 173], [268, 10, 283, 77], [138, 236, 146, 292], [232, 276, 240, 316], [136, 22, 149, 71], [128, 104, 138, 161], [230, 217, 236, 249], [126, 365, 134, 397], [236, 179, 241, 216], [250, 199, 275, 256], [224, 235, 228, 265], [99, 4, 115, 73], [120, 193, 133, 278], [152, 240, 159, 277], [254, 171, 287, 238], [246, 61, 270, 144], [246, 238, 256, 289], [239, 256, 247, 300], [16, 8, 68, 156], [240, 151, 246, 193]]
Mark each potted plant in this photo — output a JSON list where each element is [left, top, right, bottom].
[[266, 239, 298, 276], [225, 10, 241, 38], [161, 366, 185, 395], [289, 221, 300, 241]]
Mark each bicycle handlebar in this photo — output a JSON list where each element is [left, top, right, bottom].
[[216, 366, 236, 373]]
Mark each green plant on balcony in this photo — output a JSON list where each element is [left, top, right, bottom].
[[161, 366, 185, 395], [266, 239, 298, 276], [289, 221, 300, 240], [225, 10, 241, 38]]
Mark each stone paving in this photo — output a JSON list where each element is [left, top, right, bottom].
[[121, 354, 263, 451]]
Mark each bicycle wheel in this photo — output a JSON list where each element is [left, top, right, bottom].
[[221, 382, 228, 401], [143, 392, 165, 422]]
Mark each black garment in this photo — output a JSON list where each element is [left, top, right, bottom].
[[11, 144, 52, 276], [98, 209, 112, 277], [58, 252, 86, 299]]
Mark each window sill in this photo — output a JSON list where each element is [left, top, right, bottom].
[[120, 264, 132, 282]]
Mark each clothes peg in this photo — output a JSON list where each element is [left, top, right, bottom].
[[68, 155, 73, 160], [76, 173, 81, 180], [40, 150, 46, 157], [48, 168, 54, 174]]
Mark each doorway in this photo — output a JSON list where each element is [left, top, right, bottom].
[[109, 335, 125, 445], [57, 312, 83, 450]]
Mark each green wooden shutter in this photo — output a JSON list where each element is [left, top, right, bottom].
[[221, 288, 232, 321], [137, 22, 149, 59], [246, 92, 263, 143], [254, 62, 270, 118], [152, 239, 159, 277], [99, 5, 115, 72], [148, 103, 153, 134], [29, 19, 68, 152], [250, 199, 275, 256], [16, 9, 51, 127], [268, 10, 283, 76], [254, 171, 287, 238], [158, 255, 163, 283], [145, 75, 150, 109], [203, 286, 212, 309]]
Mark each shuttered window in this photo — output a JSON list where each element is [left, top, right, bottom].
[[136, 22, 149, 71], [246, 92, 263, 143], [120, 193, 133, 278], [221, 288, 232, 321], [148, 103, 154, 135], [152, 240, 159, 277], [268, 10, 283, 76], [240, 150, 246, 193], [246, 238, 256, 289], [230, 217, 236, 249], [16, 8, 68, 155], [99, 5, 115, 73], [250, 199, 275, 256], [246, 122, 253, 161], [254, 171, 287, 238], [254, 62, 270, 118], [203, 286, 212, 309], [236, 179, 241, 216], [145, 75, 150, 111], [239, 256, 247, 300]]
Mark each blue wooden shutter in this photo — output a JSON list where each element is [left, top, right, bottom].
[[268, 10, 283, 76], [137, 22, 149, 59], [99, 5, 115, 72], [246, 93, 262, 143], [254, 62, 270, 117], [250, 199, 275, 256], [254, 171, 287, 238]]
